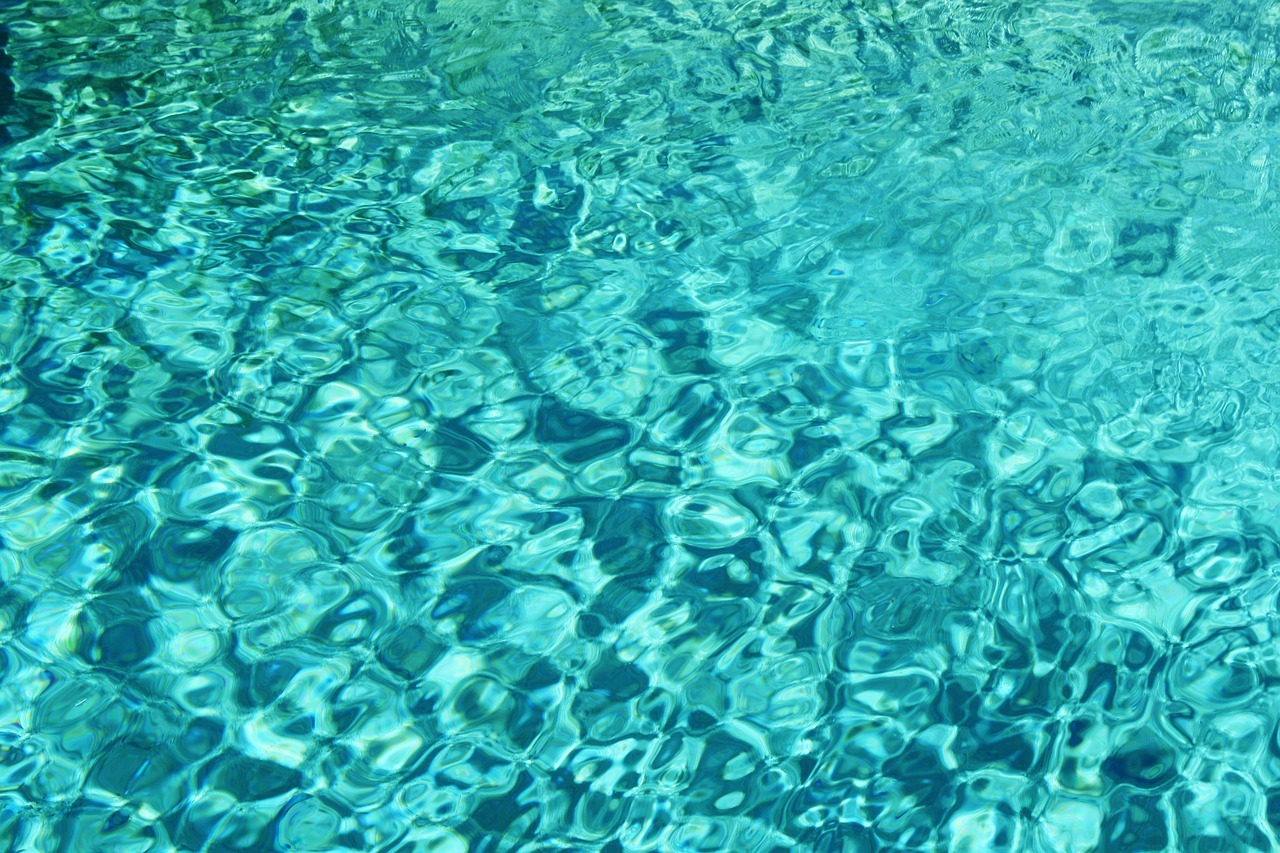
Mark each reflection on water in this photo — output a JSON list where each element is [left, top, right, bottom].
[[4, 0, 1280, 849]]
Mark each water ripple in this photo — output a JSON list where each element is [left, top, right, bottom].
[[6, 0, 1280, 849]]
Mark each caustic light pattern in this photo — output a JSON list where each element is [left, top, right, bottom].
[[5, 0, 1280, 851]]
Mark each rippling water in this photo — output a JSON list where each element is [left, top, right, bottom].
[[5, 0, 1280, 850]]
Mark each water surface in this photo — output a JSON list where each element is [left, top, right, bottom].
[[3, 0, 1280, 850]]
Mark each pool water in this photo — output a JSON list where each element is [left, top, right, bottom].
[[4, 0, 1280, 850]]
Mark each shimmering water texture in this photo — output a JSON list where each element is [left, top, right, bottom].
[[6, 0, 1280, 851]]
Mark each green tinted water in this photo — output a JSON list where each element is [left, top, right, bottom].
[[4, 0, 1280, 850]]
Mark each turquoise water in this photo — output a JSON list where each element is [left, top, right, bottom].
[[4, 0, 1280, 850]]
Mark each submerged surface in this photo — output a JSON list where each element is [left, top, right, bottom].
[[4, 0, 1280, 850]]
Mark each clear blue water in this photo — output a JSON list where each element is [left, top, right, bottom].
[[4, 0, 1280, 850]]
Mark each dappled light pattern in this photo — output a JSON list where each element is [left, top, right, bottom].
[[5, 0, 1280, 850]]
